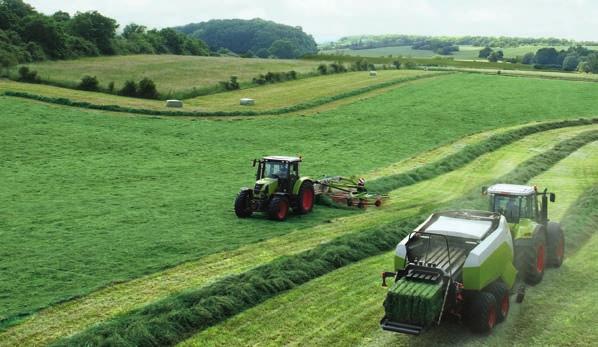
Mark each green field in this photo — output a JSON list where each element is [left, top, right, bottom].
[[180, 138, 598, 346], [3, 54, 598, 346], [320, 45, 597, 60], [0, 70, 435, 113], [12, 55, 324, 96]]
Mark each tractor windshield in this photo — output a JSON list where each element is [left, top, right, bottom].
[[264, 161, 289, 179], [492, 194, 534, 222]]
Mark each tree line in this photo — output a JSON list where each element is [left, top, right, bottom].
[[322, 34, 598, 53], [176, 18, 318, 59], [0, 0, 210, 71], [479, 45, 598, 72]]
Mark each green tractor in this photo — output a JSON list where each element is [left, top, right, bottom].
[[234, 156, 315, 221], [379, 184, 564, 335], [484, 184, 565, 284]]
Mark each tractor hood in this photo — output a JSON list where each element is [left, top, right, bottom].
[[255, 177, 278, 195]]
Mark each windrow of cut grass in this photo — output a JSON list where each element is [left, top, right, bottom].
[[1, 71, 441, 116], [425, 66, 598, 83], [53, 130, 598, 346], [4, 121, 590, 347], [180, 139, 598, 347]]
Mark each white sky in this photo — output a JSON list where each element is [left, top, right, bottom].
[[27, 0, 598, 43]]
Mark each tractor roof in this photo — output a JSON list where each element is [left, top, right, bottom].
[[416, 210, 502, 240], [487, 183, 535, 196], [262, 156, 301, 162]]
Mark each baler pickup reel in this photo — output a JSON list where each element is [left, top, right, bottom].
[[380, 232, 459, 335], [314, 176, 389, 208]]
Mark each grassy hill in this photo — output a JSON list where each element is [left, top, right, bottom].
[[11, 55, 324, 97]]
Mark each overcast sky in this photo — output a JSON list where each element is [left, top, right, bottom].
[[27, 0, 598, 42]]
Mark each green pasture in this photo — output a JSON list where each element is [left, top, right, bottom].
[[11, 55, 323, 96], [3, 73, 598, 341]]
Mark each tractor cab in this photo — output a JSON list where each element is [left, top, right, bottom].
[[254, 156, 301, 194], [484, 184, 555, 225]]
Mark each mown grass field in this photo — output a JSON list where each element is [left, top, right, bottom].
[[180, 138, 598, 347], [0, 70, 434, 113], [3, 55, 598, 346], [11, 55, 323, 96], [3, 73, 598, 326], [321, 45, 598, 60]]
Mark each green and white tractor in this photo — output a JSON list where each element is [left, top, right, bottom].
[[484, 184, 564, 284], [234, 156, 315, 221], [379, 184, 564, 335]]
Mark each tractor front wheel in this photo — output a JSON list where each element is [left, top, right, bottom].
[[546, 222, 565, 267], [234, 190, 253, 218], [268, 196, 289, 221], [296, 181, 315, 214], [467, 291, 498, 333]]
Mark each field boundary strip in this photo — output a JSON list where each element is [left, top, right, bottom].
[[52, 130, 598, 347], [424, 66, 598, 83], [1, 118, 597, 346], [1, 73, 447, 118]]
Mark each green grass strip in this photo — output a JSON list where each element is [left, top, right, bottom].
[[2, 73, 446, 118], [53, 130, 598, 347], [368, 118, 598, 194]]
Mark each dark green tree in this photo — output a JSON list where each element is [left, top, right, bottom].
[[268, 39, 298, 59], [478, 46, 493, 58], [69, 11, 117, 54]]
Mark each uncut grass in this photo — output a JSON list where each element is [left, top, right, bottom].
[[12, 55, 323, 95], [4, 73, 598, 325], [181, 137, 598, 347], [55, 131, 598, 346], [0, 121, 554, 345]]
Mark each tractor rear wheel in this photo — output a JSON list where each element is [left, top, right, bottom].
[[234, 190, 253, 218], [546, 222, 565, 267], [467, 291, 498, 333], [485, 282, 509, 323], [268, 196, 289, 221], [296, 181, 315, 214], [517, 230, 547, 285]]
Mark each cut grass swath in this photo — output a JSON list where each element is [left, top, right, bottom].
[[53, 130, 598, 347], [2, 73, 445, 117]]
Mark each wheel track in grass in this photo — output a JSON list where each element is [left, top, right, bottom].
[[178, 140, 598, 347], [2, 122, 597, 346], [53, 129, 598, 346]]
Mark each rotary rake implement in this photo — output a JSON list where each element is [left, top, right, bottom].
[[314, 176, 389, 208]]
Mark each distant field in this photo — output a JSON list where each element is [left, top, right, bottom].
[[321, 45, 598, 60], [0, 70, 435, 113], [13, 55, 323, 96]]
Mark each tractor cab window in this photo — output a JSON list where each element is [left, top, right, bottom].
[[290, 163, 299, 180], [264, 161, 289, 179], [492, 194, 534, 222]]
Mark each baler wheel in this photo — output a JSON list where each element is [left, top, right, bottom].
[[546, 222, 565, 267], [467, 291, 497, 333], [485, 282, 509, 322]]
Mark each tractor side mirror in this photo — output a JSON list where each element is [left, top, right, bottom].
[[481, 186, 488, 195], [550, 193, 556, 202], [252, 159, 257, 167]]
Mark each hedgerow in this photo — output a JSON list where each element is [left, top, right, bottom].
[[52, 130, 598, 347], [3, 72, 446, 117]]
